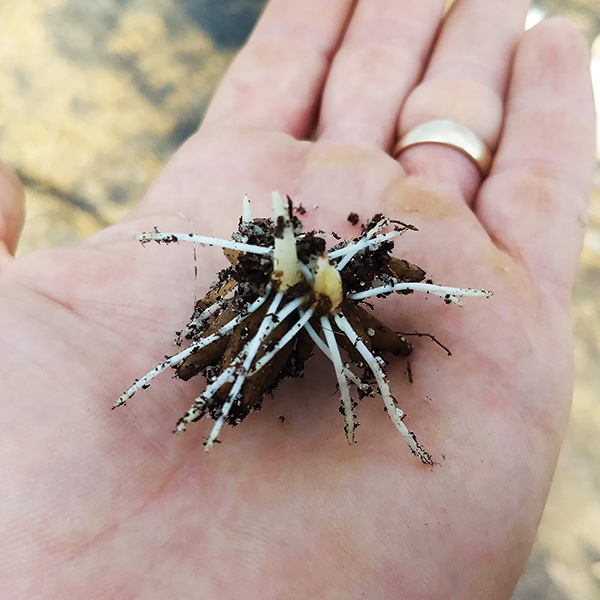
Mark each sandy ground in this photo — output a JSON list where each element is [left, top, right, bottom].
[[0, 1, 598, 598]]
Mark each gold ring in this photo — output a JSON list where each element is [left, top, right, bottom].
[[394, 119, 492, 176]]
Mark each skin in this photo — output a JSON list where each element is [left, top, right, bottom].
[[0, 1, 596, 598]]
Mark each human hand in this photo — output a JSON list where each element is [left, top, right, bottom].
[[0, 1, 595, 598]]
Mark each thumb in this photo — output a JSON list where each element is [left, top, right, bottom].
[[0, 163, 25, 268]]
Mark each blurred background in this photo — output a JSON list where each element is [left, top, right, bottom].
[[0, 0, 598, 597]]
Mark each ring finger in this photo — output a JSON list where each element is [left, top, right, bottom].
[[395, 0, 530, 203]]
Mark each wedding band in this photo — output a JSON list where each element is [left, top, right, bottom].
[[394, 119, 492, 176]]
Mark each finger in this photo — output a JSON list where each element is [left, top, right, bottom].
[[475, 18, 596, 306], [396, 0, 530, 202], [202, 0, 355, 138], [318, 0, 445, 148], [0, 164, 25, 267]]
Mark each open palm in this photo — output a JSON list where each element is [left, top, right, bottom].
[[1, 1, 596, 598]]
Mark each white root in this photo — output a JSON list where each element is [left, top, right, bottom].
[[348, 282, 493, 302], [204, 293, 309, 450], [332, 216, 388, 270], [114, 289, 272, 408], [297, 261, 314, 283], [201, 292, 284, 447], [329, 230, 402, 266], [302, 320, 369, 392], [321, 316, 355, 443], [297, 231, 330, 240], [334, 313, 433, 464], [175, 366, 237, 432], [174, 288, 236, 345], [249, 307, 316, 375], [136, 231, 272, 255]]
